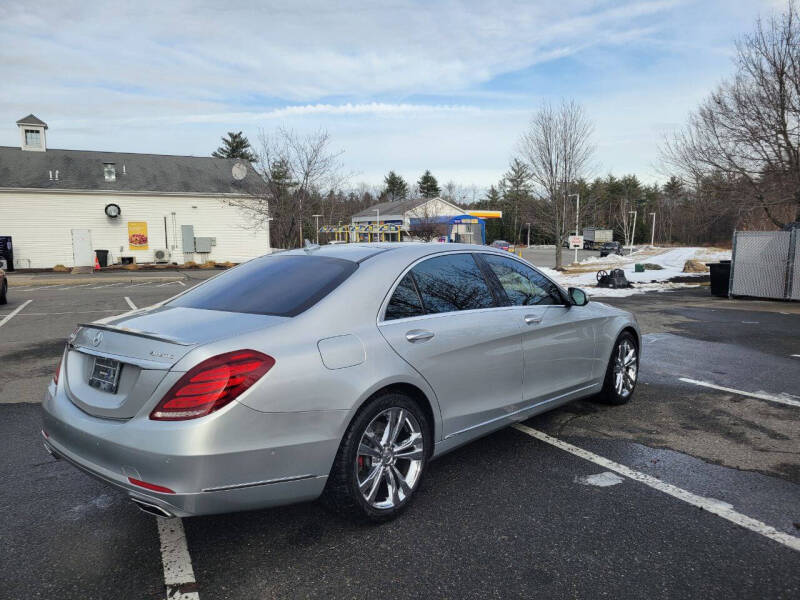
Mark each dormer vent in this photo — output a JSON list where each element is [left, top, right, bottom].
[[49, 170, 53, 181], [104, 163, 116, 181]]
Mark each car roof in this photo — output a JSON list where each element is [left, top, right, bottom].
[[278, 242, 505, 263]]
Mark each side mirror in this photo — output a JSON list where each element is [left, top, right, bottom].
[[568, 287, 589, 306]]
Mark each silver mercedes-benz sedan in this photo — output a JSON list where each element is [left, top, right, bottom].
[[42, 243, 640, 521]]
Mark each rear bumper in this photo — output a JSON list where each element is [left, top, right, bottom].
[[41, 382, 349, 517]]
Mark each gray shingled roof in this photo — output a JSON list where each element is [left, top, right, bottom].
[[351, 197, 432, 218], [0, 147, 263, 195], [16, 114, 48, 128]]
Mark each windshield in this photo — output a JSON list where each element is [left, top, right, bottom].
[[167, 254, 358, 317]]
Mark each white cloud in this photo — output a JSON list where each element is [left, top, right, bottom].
[[0, 0, 782, 187]]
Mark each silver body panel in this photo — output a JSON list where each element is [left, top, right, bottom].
[[42, 243, 639, 516]]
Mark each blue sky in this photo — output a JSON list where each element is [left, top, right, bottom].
[[0, 0, 785, 191]]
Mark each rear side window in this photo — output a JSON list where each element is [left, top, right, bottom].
[[410, 253, 496, 314], [385, 273, 425, 320], [482, 254, 561, 306], [167, 255, 357, 317]]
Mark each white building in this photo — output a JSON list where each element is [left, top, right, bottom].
[[0, 115, 270, 269]]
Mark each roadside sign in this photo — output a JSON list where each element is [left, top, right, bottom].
[[568, 235, 584, 249]]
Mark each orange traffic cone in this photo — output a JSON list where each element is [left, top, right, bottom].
[[94, 254, 101, 271]]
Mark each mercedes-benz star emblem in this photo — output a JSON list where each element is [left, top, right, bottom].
[[92, 331, 103, 347]]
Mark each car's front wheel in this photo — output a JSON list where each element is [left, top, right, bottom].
[[596, 332, 639, 405], [322, 393, 429, 522]]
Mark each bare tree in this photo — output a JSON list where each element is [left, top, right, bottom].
[[227, 128, 347, 249], [518, 100, 595, 268], [407, 201, 448, 242], [661, 1, 800, 226]]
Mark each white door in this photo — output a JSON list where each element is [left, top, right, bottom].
[[71, 229, 94, 267]]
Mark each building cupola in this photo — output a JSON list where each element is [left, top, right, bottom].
[[17, 114, 48, 152]]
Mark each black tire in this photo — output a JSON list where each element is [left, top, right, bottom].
[[0, 280, 7, 305], [595, 332, 639, 405], [321, 392, 430, 523]]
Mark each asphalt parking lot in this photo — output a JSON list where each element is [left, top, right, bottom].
[[1, 276, 799, 599]]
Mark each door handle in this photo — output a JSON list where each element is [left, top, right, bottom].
[[405, 330, 435, 343], [524, 314, 543, 325]]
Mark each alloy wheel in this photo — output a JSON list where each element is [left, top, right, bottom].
[[356, 407, 425, 510], [613, 339, 638, 397]]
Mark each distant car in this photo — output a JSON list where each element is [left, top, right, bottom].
[[327, 240, 347, 245], [599, 241, 622, 257], [491, 240, 511, 251], [0, 267, 6, 305]]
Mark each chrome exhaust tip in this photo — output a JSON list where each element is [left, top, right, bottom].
[[131, 498, 175, 518]]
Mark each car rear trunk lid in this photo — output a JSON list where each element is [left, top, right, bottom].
[[65, 306, 287, 419]]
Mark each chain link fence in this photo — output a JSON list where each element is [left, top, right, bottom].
[[729, 230, 799, 300]]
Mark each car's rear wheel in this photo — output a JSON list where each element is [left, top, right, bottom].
[[596, 332, 638, 405], [322, 393, 429, 522], [0, 280, 7, 305]]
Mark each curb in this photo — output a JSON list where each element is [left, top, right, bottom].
[[7, 275, 185, 287]]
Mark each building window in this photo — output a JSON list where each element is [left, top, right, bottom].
[[104, 163, 116, 181], [25, 129, 41, 147]]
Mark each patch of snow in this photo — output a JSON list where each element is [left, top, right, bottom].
[[542, 247, 730, 297]]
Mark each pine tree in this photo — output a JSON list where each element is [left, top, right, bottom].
[[212, 131, 256, 162], [416, 170, 441, 198], [501, 159, 533, 245], [382, 171, 409, 201]]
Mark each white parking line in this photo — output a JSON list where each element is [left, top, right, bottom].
[[512, 424, 800, 553], [124, 297, 137, 310], [157, 282, 175, 287], [157, 518, 199, 600], [89, 282, 125, 289], [126, 282, 152, 288], [0, 299, 32, 329], [679, 377, 800, 408], [177, 281, 186, 286]]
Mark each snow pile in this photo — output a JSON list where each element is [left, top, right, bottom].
[[541, 247, 731, 298]]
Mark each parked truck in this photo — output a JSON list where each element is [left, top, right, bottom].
[[582, 227, 614, 250]]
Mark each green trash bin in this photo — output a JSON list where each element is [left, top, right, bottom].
[[634, 263, 645, 273]]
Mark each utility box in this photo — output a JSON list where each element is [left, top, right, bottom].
[[194, 237, 214, 253], [181, 225, 195, 254]]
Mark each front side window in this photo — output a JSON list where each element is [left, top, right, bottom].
[[410, 253, 495, 314], [167, 255, 357, 317], [385, 273, 425, 320], [25, 129, 40, 147], [482, 254, 561, 306]]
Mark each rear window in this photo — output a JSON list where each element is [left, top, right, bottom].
[[167, 255, 357, 317]]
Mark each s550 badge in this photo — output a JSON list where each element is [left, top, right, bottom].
[[149, 350, 175, 360]]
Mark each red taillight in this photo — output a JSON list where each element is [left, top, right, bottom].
[[128, 477, 175, 494], [53, 355, 63, 385], [150, 350, 275, 421]]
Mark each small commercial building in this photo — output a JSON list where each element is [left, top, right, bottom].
[[0, 115, 270, 269], [345, 197, 500, 244]]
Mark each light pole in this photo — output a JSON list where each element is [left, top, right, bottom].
[[373, 208, 380, 242], [525, 223, 531, 248], [649, 212, 656, 247], [629, 210, 637, 255], [312, 214, 322, 245], [568, 193, 580, 263]]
